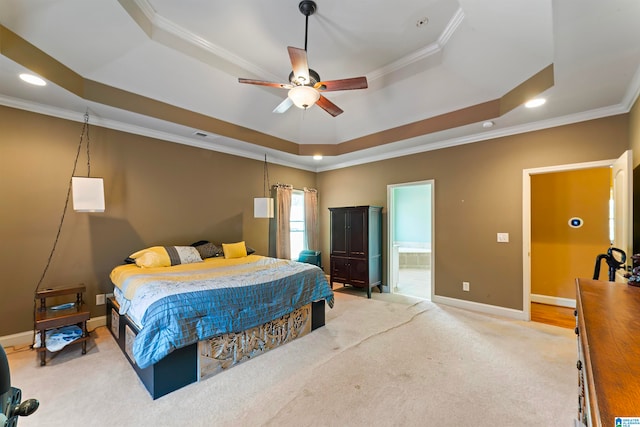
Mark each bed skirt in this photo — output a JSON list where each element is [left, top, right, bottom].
[[106, 297, 326, 399]]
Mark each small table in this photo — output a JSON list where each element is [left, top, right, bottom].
[[34, 285, 90, 366]]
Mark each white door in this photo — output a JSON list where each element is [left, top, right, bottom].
[[612, 150, 633, 282]]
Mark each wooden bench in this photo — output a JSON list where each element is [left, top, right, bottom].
[[34, 285, 90, 366]]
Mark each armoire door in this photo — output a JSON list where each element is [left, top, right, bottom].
[[347, 208, 367, 257], [330, 209, 348, 257]]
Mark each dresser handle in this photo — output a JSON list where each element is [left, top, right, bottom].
[[575, 327, 579, 335], [576, 360, 582, 370]]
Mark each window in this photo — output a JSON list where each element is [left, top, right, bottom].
[[290, 190, 305, 260]]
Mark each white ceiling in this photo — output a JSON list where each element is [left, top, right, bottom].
[[0, 0, 639, 171]]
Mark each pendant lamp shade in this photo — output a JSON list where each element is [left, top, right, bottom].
[[254, 197, 274, 218], [72, 177, 105, 212], [254, 154, 274, 218]]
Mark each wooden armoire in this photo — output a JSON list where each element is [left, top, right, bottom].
[[329, 206, 382, 298]]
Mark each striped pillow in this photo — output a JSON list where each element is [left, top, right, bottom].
[[129, 246, 203, 268]]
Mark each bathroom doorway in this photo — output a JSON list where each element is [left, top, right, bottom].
[[387, 180, 434, 300]]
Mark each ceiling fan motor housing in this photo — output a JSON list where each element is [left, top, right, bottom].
[[289, 69, 321, 86]]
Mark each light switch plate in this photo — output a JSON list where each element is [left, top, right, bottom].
[[497, 233, 509, 243]]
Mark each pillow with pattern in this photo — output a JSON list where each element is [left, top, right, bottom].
[[130, 246, 203, 268], [192, 241, 221, 259]]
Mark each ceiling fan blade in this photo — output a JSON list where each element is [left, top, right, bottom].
[[315, 76, 368, 92], [238, 78, 292, 89], [316, 95, 343, 117], [273, 97, 293, 114], [287, 46, 310, 84]]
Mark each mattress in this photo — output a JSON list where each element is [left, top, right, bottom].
[[110, 255, 333, 368]]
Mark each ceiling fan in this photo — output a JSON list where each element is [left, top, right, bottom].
[[238, 0, 368, 117]]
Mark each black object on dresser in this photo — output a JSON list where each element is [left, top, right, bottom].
[[329, 206, 382, 298]]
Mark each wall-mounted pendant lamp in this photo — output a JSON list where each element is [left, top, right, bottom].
[[254, 154, 274, 218], [32, 110, 106, 347], [71, 112, 105, 212]]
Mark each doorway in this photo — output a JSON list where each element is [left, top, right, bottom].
[[522, 150, 632, 321], [387, 180, 434, 300]]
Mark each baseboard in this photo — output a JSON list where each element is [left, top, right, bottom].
[[432, 295, 527, 321], [530, 294, 576, 308], [0, 315, 107, 348]]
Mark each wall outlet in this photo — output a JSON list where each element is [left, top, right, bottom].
[[462, 281, 470, 292], [497, 233, 509, 243], [96, 294, 105, 305]]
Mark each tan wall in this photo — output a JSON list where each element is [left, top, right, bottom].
[[317, 115, 629, 310], [0, 106, 632, 336], [531, 168, 611, 299], [0, 106, 317, 336]]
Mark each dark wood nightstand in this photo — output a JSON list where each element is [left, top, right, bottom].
[[34, 285, 90, 366]]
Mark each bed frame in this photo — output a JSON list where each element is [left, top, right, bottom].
[[106, 297, 325, 399]]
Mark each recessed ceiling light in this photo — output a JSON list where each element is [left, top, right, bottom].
[[19, 73, 46, 86], [525, 98, 546, 108], [482, 121, 494, 128], [313, 155, 323, 161]]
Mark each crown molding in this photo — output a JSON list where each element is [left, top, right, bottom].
[[315, 103, 629, 172], [0, 93, 632, 174], [0, 94, 317, 171]]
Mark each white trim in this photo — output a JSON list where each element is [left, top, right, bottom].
[[432, 295, 526, 321], [0, 316, 107, 348], [530, 294, 576, 309], [522, 158, 616, 322], [315, 104, 629, 172], [0, 92, 632, 175], [0, 94, 318, 173]]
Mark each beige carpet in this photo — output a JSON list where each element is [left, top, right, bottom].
[[5, 288, 576, 426]]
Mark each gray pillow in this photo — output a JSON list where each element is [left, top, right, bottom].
[[193, 242, 222, 259]]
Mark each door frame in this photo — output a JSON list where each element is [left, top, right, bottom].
[[386, 179, 435, 299], [522, 158, 617, 321]]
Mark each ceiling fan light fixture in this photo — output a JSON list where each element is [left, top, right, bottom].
[[288, 85, 320, 109]]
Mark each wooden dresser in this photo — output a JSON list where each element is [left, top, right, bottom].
[[575, 278, 640, 426], [329, 206, 382, 298]]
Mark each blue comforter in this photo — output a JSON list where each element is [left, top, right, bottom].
[[110, 255, 334, 368]]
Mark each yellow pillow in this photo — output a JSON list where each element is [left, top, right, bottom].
[[130, 246, 171, 268], [222, 241, 248, 259]]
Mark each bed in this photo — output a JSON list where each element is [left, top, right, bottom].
[[106, 243, 334, 399]]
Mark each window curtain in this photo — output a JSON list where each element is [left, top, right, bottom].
[[274, 184, 292, 259], [304, 187, 319, 250]]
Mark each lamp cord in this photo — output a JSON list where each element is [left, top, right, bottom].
[[263, 154, 270, 197], [31, 112, 91, 348]]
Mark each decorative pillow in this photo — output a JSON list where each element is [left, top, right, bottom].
[[130, 246, 203, 268], [192, 242, 221, 259], [222, 241, 248, 259], [246, 245, 256, 255]]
